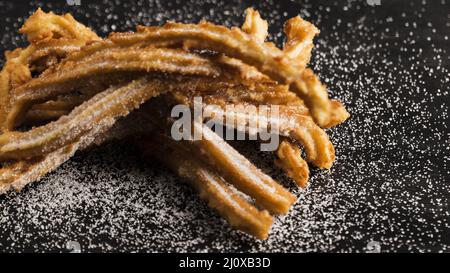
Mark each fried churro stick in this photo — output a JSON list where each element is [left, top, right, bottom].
[[170, 89, 335, 168], [0, 110, 156, 194], [201, 103, 335, 169], [199, 89, 349, 129], [137, 134, 273, 239], [24, 109, 70, 123], [210, 62, 349, 128], [119, 22, 332, 126], [275, 140, 309, 188], [169, 78, 348, 127], [0, 117, 115, 194], [78, 23, 301, 78], [142, 100, 296, 215], [191, 122, 296, 214], [48, 10, 332, 126], [4, 48, 222, 130], [0, 77, 168, 160]]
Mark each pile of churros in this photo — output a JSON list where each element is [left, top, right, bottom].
[[0, 8, 349, 239]]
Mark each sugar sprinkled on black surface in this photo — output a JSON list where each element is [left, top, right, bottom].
[[0, 0, 449, 252]]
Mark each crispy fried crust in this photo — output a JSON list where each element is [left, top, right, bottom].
[[241, 8, 269, 43], [19, 8, 99, 44]]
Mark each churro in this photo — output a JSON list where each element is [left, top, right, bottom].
[[0, 8, 350, 239]]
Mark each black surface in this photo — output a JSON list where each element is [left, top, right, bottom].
[[0, 0, 449, 252]]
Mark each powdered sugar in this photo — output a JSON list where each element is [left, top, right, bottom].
[[0, 0, 448, 252]]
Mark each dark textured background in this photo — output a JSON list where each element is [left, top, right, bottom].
[[0, 0, 449, 252]]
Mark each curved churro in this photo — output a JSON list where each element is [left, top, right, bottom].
[[177, 69, 349, 128], [169, 78, 348, 127], [111, 22, 303, 79], [201, 103, 335, 169], [45, 10, 332, 125], [0, 117, 114, 194], [138, 134, 274, 239], [142, 101, 296, 215], [0, 110, 156, 194], [191, 122, 296, 214], [0, 78, 166, 160], [117, 21, 332, 126], [4, 48, 222, 130]]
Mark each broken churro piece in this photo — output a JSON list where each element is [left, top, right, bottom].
[[275, 140, 310, 188]]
